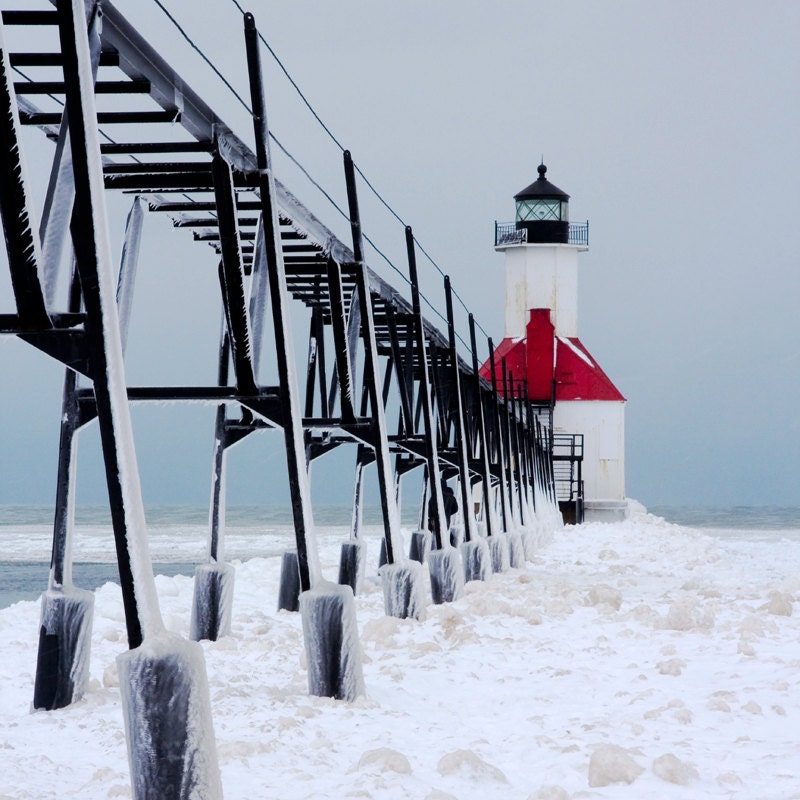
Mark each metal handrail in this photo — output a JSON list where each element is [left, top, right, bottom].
[[494, 220, 589, 247]]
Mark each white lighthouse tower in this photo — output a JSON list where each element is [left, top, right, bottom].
[[482, 164, 627, 523]]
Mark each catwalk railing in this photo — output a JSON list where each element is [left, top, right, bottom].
[[494, 220, 590, 247]]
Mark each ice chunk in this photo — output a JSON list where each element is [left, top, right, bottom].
[[354, 748, 412, 775], [652, 753, 699, 785], [585, 584, 622, 611], [588, 744, 644, 787], [436, 749, 508, 783], [527, 788, 569, 800]]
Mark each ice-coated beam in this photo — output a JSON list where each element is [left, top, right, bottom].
[[0, 14, 51, 330], [244, 11, 319, 590], [116, 197, 145, 354], [39, 0, 100, 308], [58, 5, 222, 797], [488, 338, 510, 532], [343, 151, 402, 565], [326, 259, 356, 422], [443, 275, 477, 544], [56, 0, 161, 646], [406, 226, 447, 549], [212, 145, 257, 396], [468, 314, 494, 538]]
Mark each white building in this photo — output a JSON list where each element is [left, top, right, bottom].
[[481, 164, 627, 522]]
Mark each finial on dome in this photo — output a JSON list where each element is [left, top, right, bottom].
[[538, 162, 547, 179]]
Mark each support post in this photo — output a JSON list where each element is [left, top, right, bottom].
[[501, 359, 519, 528], [246, 13, 365, 697], [33, 269, 94, 711], [406, 227, 461, 603], [488, 338, 510, 532], [468, 314, 494, 539], [343, 151, 404, 570], [211, 144, 257, 395], [190, 325, 235, 642], [244, 12, 318, 592], [444, 278, 489, 582], [57, 1, 221, 796]]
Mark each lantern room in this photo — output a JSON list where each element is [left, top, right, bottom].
[[514, 163, 570, 244]]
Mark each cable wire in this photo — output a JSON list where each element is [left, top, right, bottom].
[[223, 0, 489, 346], [154, 0, 483, 354]]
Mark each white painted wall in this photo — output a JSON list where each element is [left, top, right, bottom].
[[554, 400, 626, 502], [498, 242, 584, 338]]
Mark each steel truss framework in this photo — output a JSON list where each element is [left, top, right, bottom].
[[1, 1, 558, 654]]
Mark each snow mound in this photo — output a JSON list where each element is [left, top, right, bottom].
[[527, 786, 569, 800], [436, 749, 508, 783], [763, 591, 793, 616], [587, 744, 644, 787], [664, 597, 715, 631], [353, 747, 412, 775], [585, 584, 622, 610], [657, 658, 686, 676], [652, 753, 699, 785]]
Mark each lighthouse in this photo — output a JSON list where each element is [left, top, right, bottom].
[[481, 164, 627, 523]]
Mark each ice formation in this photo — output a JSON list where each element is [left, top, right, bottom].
[[460, 537, 491, 583], [488, 533, 511, 573], [190, 562, 235, 641], [380, 560, 427, 620], [33, 586, 94, 710], [300, 582, 364, 701], [427, 547, 465, 605], [118, 634, 223, 800]]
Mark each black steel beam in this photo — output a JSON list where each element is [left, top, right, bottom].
[[245, 11, 315, 592], [56, 0, 144, 649]]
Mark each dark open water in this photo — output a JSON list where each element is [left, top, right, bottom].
[[2, 504, 799, 609]]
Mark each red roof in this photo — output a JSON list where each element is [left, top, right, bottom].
[[554, 337, 625, 401], [478, 315, 624, 403]]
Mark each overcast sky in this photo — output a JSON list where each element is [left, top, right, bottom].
[[2, 0, 799, 511]]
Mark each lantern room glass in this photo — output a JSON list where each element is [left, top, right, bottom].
[[515, 199, 568, 222]]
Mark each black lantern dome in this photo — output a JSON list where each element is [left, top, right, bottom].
[[514, 164, 570, 244]]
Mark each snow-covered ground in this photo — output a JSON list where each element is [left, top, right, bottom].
[[3, 505, 800, 799]]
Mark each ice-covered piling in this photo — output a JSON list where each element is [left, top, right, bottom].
[[428, 546, 464, 604], [338, 541, 366, 596], [300, 583, 364, 701], [33, 587, 94, 710], [378, 538, 389, 569], [118, 635, 223, 800], [409, 530, 432, 563], [380, 561, 427, 620], [509, 531, 526, 567], [461, 538, 492, 582], [190, 563, 235, 641], [489, 534, 511, 573], [278, 550, 301, 612]]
